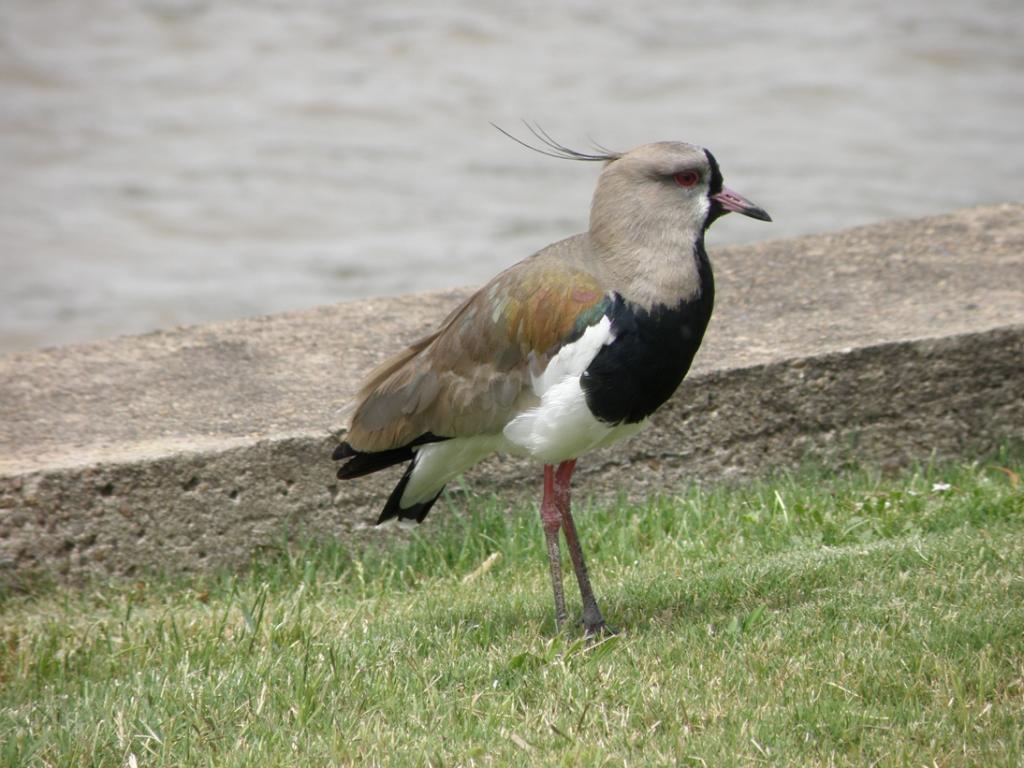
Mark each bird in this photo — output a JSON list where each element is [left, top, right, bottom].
[[332, 127, 771, 636]]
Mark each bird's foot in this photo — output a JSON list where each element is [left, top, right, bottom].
[[582, 619, 619, 641]]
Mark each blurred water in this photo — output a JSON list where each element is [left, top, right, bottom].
[[1, 0, 1022, 353]]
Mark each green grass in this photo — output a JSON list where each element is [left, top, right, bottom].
[[2, 451, 1023, 767]]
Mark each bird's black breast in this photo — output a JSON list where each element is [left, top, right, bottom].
[[580, 254, 714, 425]]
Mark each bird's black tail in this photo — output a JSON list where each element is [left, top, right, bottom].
[[333, 433, 448, 524], [377, 461, 445, 524], [333, 440, 413, 479]]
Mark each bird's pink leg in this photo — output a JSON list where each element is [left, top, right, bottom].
[[539, 464, 568, 630], [554, 459, 608, 637]]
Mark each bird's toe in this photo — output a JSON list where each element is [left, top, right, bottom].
[[582, 619, 619, 641]]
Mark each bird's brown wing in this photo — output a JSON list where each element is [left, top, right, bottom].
[[342, 254, 611, 452]]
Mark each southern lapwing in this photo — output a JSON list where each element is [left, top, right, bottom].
[[333, 130, 770, 636]]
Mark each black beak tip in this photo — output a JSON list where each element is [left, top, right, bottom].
[[712, 188, 772, 223]]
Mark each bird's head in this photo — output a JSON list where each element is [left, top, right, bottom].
[[492, 126, 770, 237], [590, 141, 771, 245]]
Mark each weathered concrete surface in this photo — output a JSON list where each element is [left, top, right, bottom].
[[1, 204, 1022, 580]]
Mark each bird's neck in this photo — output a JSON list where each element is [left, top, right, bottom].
[[588, 221, 710, 309]]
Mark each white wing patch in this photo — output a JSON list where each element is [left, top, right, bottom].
[[529, 315, 614, 396], [503, 315, 648, 463]]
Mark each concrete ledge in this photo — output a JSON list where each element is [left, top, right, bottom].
[[2, 204, 1022, 580]]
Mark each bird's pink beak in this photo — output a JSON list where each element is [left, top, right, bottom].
[[712, 187, 772, 222]]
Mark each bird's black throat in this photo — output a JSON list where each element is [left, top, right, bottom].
[[702, 148, 729, 227], [580, 240, 715, 425]]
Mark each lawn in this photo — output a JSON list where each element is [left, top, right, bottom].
[[2, 450, 1022, 767]]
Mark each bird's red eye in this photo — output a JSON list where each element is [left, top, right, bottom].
[[673, 170, 700, 187]]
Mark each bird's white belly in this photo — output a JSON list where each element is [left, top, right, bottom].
[[502, 314, 647, 463], [503, 374, 647, 462]]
